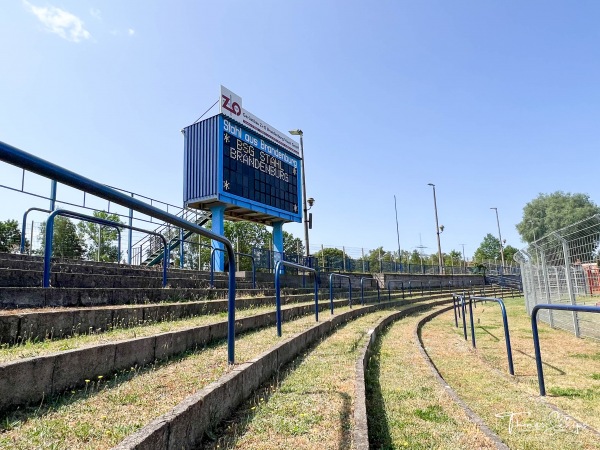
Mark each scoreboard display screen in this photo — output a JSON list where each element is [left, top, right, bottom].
[[220, 119, 301, 218]]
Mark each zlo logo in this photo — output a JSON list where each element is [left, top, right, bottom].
[[222, 94, 241, 116]]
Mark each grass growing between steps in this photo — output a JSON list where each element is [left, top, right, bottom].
[[422, 297, 600, 449], [0, 305, 358, 449], [198, 301, 444, 450], [366, 308, 497, 450]]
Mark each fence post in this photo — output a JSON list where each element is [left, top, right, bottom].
[[558, 233, 580, 337], [537, 247, 554, 328]]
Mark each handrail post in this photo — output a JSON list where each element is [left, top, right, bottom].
[[472, 296, 514, 376], [329, 273, 334, 314], [461, 296, 467, 340], [21, 207, 51, 253], [452, 294, 459, 327], [468, 296, 476, 348], [360, 277, 365, 305], [275, 261, 283, 336]]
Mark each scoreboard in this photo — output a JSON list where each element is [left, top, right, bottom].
[[222, 129, 299, 215], [183, 114, 302, 224]]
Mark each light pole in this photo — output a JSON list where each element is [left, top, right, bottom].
[[427, 183, 444, 274], [490, 207, 505, 268], [461, 243, 466, 271], [289, 129, 311, 260]]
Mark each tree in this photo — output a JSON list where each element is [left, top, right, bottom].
[[516, 192, 600, 243], [444, 250, 463, 267], [503, 245, 519, 265], [283, 231, 304, 257], [77, 211, 124, 262], [474, 234, 502, 263], [38, 217, 85, 259], [0, 219, 25, 253], [313, 247, 353, 271], [224, 221, 271, 271]]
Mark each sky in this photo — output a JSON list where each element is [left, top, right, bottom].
[[1, 0, 600, 262]]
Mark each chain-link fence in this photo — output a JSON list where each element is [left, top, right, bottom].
[[516, 214, 600, 340]]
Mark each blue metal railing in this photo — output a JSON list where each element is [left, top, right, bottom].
[[20, 207, 51, 253], [210, 248, 256, 289], [274, 261, 319, 335], [387, 280, 405, 301], [532, 304, 600, 396], [329, 273, 352, 313], [469, 296, 514, 375], [0, 140, 237, 364], [360, 277, 380, 305], [42, 209, 168, 288]]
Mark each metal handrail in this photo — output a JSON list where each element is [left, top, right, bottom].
[[0, 140, 237, 364], [532, 304, 600, 395], [329, 273, 352, 313], [469, 296, 514, 376], [387, 280, 405, 301], [20, 207, 51, 253], [42, 209, 169, 288], [210, 248, 256, 289], [275, 261, 319, 335], [360, 277, 380, 305]]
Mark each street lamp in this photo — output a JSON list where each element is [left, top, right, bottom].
[[289, 129, 311, 260], [427, 183, 444, 274], [490, 207, 505, 268]]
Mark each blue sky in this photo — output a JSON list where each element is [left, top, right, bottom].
[[1, 1, 599, 261]]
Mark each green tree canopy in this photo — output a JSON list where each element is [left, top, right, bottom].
[[444, 250, 463, 267], [77, 211, 124, 262], [474, 233, 502, 263], [516, 191, 600, 243], [283, 231, 304, 256], [0, 219, 25, 253], [39, 217, 85, 259]]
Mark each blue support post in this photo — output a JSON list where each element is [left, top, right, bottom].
[[21, 207, 51, 253], [127, 200, 133, 264], [211, 205, 226, 272], [275, 260, 319, 333], [461, 296, 468, 340], [472, 296, 514, 376], [329, 273, 352, 313], [531, 304, 600, 395], [272, 221, 284, 274], [468, 297, 476, 348], [452, 294, 459, 327], [179, 228, 184, 269], [49, 179, 57, 210]]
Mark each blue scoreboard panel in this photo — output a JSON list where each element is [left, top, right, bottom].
[[183, 115, 302, 224], [222, 128, 299, 215]]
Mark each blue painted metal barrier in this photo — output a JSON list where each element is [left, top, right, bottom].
[[471, 296, 514, 376], [360, 277, 380, 305], [0, 140, 237, 364], [532, 304, 600, 395], [210, 248, 256, 289], [20, 207, 51, 253], [43, 209, 140, 286], [275, 261, 319, 335], [329, 273, 352, 313], [451, 293, 459, 327], [387, 280, 405, 301]]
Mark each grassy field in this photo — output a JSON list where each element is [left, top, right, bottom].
[[422, 296, 600, 449]]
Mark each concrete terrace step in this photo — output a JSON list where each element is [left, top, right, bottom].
[[0, 267, 265, 290], [0, 285, 351, 309], [0, 290, 387, 343], [0, 295, 442, 417]]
